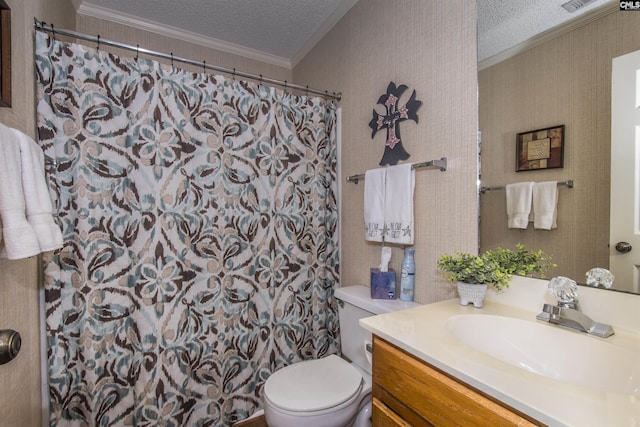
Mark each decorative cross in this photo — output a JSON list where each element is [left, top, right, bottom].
[[368, 82, 422, 166]]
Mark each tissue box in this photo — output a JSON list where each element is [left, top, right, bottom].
[[370, 268, 397, 299]]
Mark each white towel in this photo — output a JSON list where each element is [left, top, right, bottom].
[[364, 168, 386, 242], [0, 126, 41, 259], [533, 181, 558, 230], [17, 128, 63, 251], [505, 182, 533, 229], [384, 164, 415, 245]]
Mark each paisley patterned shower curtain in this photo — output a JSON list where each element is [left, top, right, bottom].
[[34, 31, 339, 426]]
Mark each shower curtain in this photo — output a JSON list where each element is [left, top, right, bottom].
[[35, 31, 339, 426]]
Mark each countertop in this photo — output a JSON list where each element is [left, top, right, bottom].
[[359, 281, 640, 426]]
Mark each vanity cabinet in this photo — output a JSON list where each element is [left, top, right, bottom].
[[371, 336, 544, 427]]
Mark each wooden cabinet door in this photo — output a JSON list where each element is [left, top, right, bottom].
[[372, 336, 542, 427]]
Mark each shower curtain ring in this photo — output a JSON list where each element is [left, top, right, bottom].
[[259, 74, 263, 86], [96, 35, 100, 50], [232, 68, 236, 81], [284, 80, 288, 94], [170, 52, 174, 68], [135, 45, 139, 60], [305, 85, 309, 96], [203, 60, 206, 73], [51, 24, 55, 40]]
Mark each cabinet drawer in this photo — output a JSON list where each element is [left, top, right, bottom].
[[373, 336, 541, 427], [372, 397, 412, 427]]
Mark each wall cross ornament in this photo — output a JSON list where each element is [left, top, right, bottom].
[[368, 82, 422, 166]]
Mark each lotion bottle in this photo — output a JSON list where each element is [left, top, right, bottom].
[[400, 247, 415, 301]]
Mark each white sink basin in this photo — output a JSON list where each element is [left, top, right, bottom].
[[445, 314, 639, 395]]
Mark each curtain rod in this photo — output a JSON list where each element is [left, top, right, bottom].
[[480, 179, 574, 193], [346, 157, 447, 184], [33, 18, 342, 102]]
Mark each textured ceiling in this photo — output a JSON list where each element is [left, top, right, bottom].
[[76, 0, 617, 68], [477, 0, 614, 61]]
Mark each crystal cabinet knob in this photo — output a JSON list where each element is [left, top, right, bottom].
[[0, 329, 21, 365]]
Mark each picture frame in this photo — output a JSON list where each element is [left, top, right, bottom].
[[0, 0, 10, 108], [515, 125, 564, 172]]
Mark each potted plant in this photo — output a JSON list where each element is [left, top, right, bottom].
[[483, 243, 555, 279], [437, 244, 554, 307]]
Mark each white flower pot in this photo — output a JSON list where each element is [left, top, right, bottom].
[[457, 282, 487, 308]]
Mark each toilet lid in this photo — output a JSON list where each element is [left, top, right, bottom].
[[264, 354, 363, 412]]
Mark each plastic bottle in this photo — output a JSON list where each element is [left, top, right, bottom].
[[400, 247, 415, 301]]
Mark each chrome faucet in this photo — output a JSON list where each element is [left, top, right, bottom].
[[536, 276, 615, 338]]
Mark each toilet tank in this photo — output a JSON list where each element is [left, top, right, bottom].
[[334, 285, 420, 374]]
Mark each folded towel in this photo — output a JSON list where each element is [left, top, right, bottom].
[[533, 181, 558, 230], [364, 168, 386, 242], [0, 125, 41, 259], [505, 182, 533, 229], [384, 163, 415, 245], [16, 128, 63, 251]]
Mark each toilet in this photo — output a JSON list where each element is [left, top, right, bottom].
[[263, 285, 420, 427]]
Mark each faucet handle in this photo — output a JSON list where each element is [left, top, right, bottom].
[[585, 268, 615, 289], [548, 276, 579, 306]]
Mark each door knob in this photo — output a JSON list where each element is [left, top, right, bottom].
[[0, 329, 21, 365], [615, 242, 632, 253]]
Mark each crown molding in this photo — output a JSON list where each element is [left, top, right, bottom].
[[479, 1, 619, 71], [74, 1, 292, 69]]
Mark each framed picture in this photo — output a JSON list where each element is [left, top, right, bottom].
[[516, 125, 564, 172], [0, 0, 10, 108]]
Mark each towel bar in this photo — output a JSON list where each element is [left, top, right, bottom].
[[480, 179, 574, 193], [346, 157, 447, 184]]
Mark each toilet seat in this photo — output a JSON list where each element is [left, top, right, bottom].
[[264, 354, 364, 414]]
